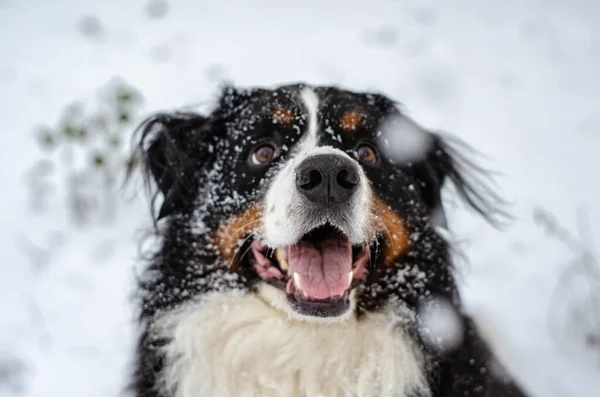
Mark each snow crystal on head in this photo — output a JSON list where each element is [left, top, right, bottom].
[[377, 114, 433, 164]]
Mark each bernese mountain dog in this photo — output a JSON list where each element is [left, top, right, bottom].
[[130, 83, 529, 397]]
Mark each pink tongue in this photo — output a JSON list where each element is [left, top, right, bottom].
[[286, 234, 353, 300]]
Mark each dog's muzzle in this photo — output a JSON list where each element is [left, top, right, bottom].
[[253, 149, 374, 318]]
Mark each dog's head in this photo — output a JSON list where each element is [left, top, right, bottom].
[[134, 83, 505, 322]]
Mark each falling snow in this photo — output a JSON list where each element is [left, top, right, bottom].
[[378, 114, 432, 164], [1, 1, 600, 397], [417, 296, 465, 353]]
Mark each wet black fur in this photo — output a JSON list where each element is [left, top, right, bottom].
[[129, 83, 528, 397]]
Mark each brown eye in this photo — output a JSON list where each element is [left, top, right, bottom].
[[356, 144, 377, 163], [251, 144, 277, 165]]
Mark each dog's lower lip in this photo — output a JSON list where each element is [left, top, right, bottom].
[[286, 292, 351, 317]]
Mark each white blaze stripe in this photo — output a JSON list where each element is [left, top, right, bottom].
[[263, 87, 372, 248], [299, 87, 320, 149]]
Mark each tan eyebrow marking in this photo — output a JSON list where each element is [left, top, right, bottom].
[[340, 109, 362, 132], [271, 106, 295, 125]]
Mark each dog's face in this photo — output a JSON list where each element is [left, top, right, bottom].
[[136, 83, 502, 322]]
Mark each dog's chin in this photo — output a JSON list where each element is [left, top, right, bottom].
[[247, 224, 371, 321]]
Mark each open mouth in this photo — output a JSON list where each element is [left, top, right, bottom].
[[249, 224, 370, 317]]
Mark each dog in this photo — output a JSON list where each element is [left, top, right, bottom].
[[129, 83, 529, 397]]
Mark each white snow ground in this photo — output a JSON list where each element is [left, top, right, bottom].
[[1, 0, 600, 396]]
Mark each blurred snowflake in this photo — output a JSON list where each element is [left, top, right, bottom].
[[363, 26, 399, 47], [417, 295, 464, 353], [146, 0, 169, 19], [78, 15, 103, 40]]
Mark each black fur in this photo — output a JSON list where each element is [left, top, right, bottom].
[[133, 112, 211, 220], [129, 83, 528, 397]]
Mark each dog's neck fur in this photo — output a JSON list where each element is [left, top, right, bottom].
[[152, 287, 430, 397]]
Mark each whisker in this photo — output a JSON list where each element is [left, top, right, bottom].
[[233, 218, 262, 234], [372, 214, 395, 255], [232, 232, 256, 262], [237, 242, 254, 263]]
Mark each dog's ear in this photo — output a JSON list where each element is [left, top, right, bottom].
[[131, 112, 211, 221], [415, 133, 510, 227]]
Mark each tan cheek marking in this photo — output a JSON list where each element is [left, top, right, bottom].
[[271, 106, 295, 125], [214, 204, 264, 270], [372, 196, 410, 266], [340, 109, 362, 132]]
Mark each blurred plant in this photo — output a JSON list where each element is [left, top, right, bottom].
[[25, 79, 144, 227], [0, 356, 27, 396], [534, 207, 600, 363]]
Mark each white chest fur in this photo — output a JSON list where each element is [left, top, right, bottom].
[[152, 288, 429, 397]]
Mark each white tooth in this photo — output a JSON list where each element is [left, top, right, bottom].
[[293, 272, 303, 290], [276, 249, 289, 270], [347, 271, 353, 289]]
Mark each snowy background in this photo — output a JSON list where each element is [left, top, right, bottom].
[[1, 0, 600, 396]]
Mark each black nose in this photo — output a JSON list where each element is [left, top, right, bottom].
[[295, 153, 360, 205]]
